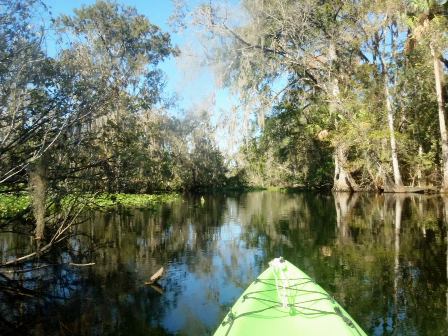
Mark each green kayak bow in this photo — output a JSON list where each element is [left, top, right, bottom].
[[214, 257, 367, 336]]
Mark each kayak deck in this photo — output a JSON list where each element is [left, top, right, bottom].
[[214, 258, 367, 336]]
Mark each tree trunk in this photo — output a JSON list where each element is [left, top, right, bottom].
[[384, 71, 403, 188], [417, 145, 423, 186], [333, 145, 359, 192], [329, 41, 359, 192], [29, 158, 48, 247], [431, 45, 448, 192]]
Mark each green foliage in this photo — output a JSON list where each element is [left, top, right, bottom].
[[0, 194, 30, 219], [56, 0, 177, 108], [238, 100, 334, 189], [0, 0, 58, 186], [45, 1, 226, 194], [188, 0, 448, 190], [82, 193, 178, 209], [0, 192, 178, 219]]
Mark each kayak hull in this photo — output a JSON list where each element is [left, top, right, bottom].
[[214, 258, 367, 336]]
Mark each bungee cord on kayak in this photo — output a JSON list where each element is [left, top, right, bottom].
[[271, 257, 289, 308], [220, 278, 364, 336]]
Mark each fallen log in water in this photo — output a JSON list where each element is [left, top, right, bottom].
[[383, 186, 438, 194], [145, 266, 164, 285]]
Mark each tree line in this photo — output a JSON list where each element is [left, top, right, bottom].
[[182, 0, 448, 192], [0, 0, 228, 203]]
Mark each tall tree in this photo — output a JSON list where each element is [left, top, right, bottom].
[[406, 0, 448, 190], [0, 0, 56, 186], [54, 0, 178, 192], [361, 1, 407, 189]]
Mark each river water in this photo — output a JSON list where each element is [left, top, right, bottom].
[[1, 191, 447, 335]]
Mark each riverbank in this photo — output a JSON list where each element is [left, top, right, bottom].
[[86, 193, 178, 209], [0, 192, 178, 219]]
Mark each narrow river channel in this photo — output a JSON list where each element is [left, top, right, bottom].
[[1, 191, 447, 335]]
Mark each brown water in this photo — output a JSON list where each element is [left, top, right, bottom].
[[0, 191, 447, 335]]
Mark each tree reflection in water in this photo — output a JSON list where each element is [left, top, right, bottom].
[[0, 191, 447, 335]]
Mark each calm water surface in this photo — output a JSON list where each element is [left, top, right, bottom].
[[1, 191, 447, 335]]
